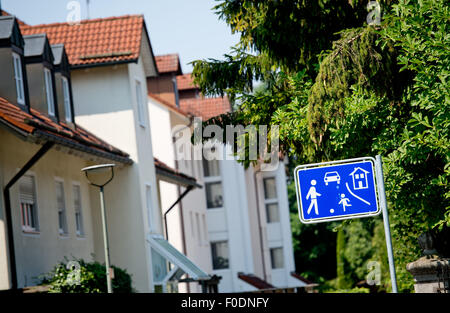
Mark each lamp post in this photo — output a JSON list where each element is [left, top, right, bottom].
[[81, 164, 115, 293]]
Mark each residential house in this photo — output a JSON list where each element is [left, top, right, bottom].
[[149, 58, 307, 292], [0, 15, 132, 290], [148, 92, 213, 293], [0, 11, 209, 292]]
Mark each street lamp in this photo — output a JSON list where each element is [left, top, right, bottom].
[[81, 164, 115, 293]]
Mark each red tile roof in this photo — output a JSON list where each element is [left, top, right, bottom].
[[148, 93, 190, 117], [1, 10, 28, 26], [155, 54, 181, 74], [179, 97, 231, 120], [20, 15, 144, 67], [154, 157, 199, 187], [0, 97, 131, 163], [238, 273, 275, 290], [176, 74, 195, 90], [290, 272, 314, 285]]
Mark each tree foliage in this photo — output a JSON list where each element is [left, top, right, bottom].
[[193, 0, 450, 292]]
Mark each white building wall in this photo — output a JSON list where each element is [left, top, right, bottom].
[[0, 130, 96, 289], [206, 145, 256, 293], [70, 56, 159, 292], [148, 98, 213, 293], [253, 162, 304, 288]]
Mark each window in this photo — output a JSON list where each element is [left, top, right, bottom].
[[205, 182, 224, 209], [202, 214, 207, 241], [270, 247, 284, 269], [12, 53, 25, 105], [73, 184, 84, 236], [263, 177, 280, 223], [190, 211, 195, 238], [61, 77, 72, 122], [203, 158, 220, 177], [19, 175, 39, 233], [44, 68, 55, 116], [136, 80, 146, 127], [55, 180, 68, 235], [196, 213, 201, 245], [203, 155, 224, 209], [211, 241, 229, 270], [146, 185, 153, 231]]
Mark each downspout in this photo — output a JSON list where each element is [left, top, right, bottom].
[[3, 141, 54, 291], [253, 169, 268, 282], [163, 186, 194, 241]]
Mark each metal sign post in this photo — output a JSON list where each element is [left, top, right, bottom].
[[375, 155, 398, 293], [294, 156, 398, 292]]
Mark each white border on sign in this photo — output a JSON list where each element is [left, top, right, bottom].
[[294, 156, 381, 224]]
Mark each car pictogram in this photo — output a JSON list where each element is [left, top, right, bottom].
[[324, 171, 340, 185]]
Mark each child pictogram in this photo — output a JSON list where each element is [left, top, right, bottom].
[[338, 194, 352, 212]]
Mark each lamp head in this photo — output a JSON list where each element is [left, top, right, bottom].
[[82, 164, 115, 187]]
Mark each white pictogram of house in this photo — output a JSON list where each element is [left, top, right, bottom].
[[349, 167, 370, 190]]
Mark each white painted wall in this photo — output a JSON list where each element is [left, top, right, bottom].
[[0, 130, 96, 289], [70, 55, 159, 292], [148, 97, 213, 293], [251, 161, 305, 288], [205, 145, 256, 292]]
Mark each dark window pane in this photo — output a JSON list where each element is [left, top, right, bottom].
[[205, 182, 224, 209], [270, 248, 284, 269], [263, 178, 277, 199], [211, 241, 229, 270], [203, 158, 220, 177], [266, 203, 280, 223]]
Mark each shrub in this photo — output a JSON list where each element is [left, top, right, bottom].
[[41, 258, 135, 293]]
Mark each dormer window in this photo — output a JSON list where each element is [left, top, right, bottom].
[[44, 68, 55, 116], [61, 76, 72, 122], [12, 52, 25, 105]]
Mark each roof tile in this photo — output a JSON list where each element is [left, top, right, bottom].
[[0, 97, 130, 162], [20, 15, 144, 67], [179, 97, 231, 120], [238, 273, 275, 290], [155, 54, 181, 74], [176, 73, 195, 90]]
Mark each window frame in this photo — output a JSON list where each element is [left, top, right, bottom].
[[55, 177, 69, 236], [210, 240, 230, 270], [44, 67, 55, 116], [262, 177, 280, 223], [203, 155, 224, 210], [72, 182, 85, 237], [12, 52, 25, 105], [61, 76, 72, 123], [270, 247, 284, 269], [18, 172, 40, 234], [135, 79, 146, 127]]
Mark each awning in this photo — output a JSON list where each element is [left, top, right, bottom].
[[147, 234, 210, 285]]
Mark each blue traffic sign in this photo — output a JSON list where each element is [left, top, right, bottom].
[[294, 157, 381, 223]]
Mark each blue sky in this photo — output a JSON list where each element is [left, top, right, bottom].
[[1, 0, 239, 73]]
